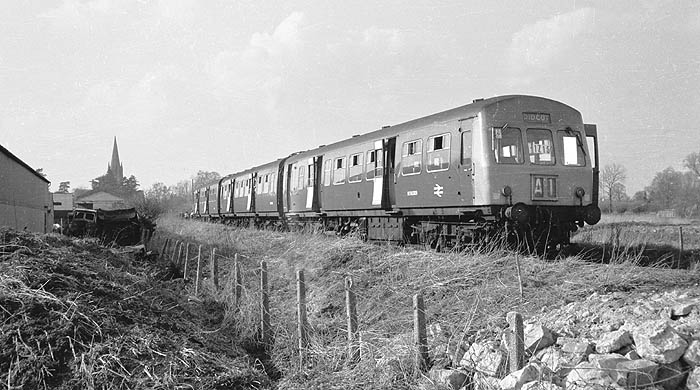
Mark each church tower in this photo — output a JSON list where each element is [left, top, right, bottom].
[[107, 137, 124, 182]]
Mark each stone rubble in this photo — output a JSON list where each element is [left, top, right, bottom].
[[426, 290, 699, 390]]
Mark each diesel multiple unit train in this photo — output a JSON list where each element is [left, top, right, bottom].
[[192, 95, 601, 253]]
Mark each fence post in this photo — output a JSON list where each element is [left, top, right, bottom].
[[345, 276, 359, 365], [183, 243, 190, 281], [515, 252, 524, 299], [260, 261, 271, 348], [297, 269, 308, 368], [413, 293, 429, 374], [140, 229, 147, 251], [195, 245, 202, 295], [210, 248, 219, 290], [158, 238, 169, 260], [170, 240, 180, 264], [678, 226, 684, 266], [506, 311, 525, 372], [233, 254, 242, 307], [176, 242, 184, 267], [147, 230, 153, 251]]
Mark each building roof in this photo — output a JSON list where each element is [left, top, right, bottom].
[[0, 143, 51, 184], [75, 190, 125, 201]]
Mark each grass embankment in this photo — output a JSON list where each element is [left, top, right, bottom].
[[572, 214, 700, 268], [156, 216, 700, 389], [0, 228, 269, 389]]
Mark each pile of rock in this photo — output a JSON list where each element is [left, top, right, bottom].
[[427, 292, 699, 389]]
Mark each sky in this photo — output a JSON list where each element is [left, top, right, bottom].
[[1, 0, 699, 195]]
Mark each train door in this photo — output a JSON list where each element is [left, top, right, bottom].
[[227, 180, 234, 213], [216, 179, 223, 216], [194, 190, 200, 215], [312, 156, 323, 211], [277, 159, 287, 217], [381, 137, 397, 210], [584, 124, 599, 206], [459, 118, 476, 204], [285, 163, 293, 212], [249, 173, 257, 212]]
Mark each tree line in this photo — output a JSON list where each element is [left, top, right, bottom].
[[52, 171, 221, 220], [138, 171, 221, 219], [601, 151, 700, 217]]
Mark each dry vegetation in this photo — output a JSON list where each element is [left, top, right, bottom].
[[572, 213, 700, 268], [153, 216, 699, 389], [2, 215, 697, 389], [0, 228, 269, 390]]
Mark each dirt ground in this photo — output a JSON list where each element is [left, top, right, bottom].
[[0, 228, 270, 390]]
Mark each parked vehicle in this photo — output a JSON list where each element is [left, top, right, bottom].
[[66, 207, 148, 246]]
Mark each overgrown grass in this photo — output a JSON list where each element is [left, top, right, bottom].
[[0, 228, 269, 389], [154, 216, 700, 389]]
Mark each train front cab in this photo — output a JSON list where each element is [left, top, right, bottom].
[[475, 97, 601, 251]]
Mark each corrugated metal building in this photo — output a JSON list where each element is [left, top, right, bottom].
[[75, 190, 128, 210], [53, 192, 74, 228], [0, 144, 53, 233]]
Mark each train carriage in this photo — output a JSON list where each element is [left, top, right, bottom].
[[317, 138, 386, 214], [253, 160, 283, 218], [230, 169, 255, 218], [192, 95, 601, 253], [283, 152, 320, 216]]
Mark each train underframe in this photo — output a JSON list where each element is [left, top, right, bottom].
[[202, 204, 600, 256]]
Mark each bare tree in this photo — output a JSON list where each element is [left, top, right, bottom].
[[600, 163, 627, 212], [684, 152, 700, 177]]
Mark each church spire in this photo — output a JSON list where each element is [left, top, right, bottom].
[[107, 136, 124, 182]]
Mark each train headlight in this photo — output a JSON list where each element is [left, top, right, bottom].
[[575, 187, 586, 198], [501, 185, 512, 197], [505, 203, 529, 224]]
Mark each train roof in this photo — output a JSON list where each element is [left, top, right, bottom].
[[194, 94, 577, 190], [219, 159, 284, 182], [285, 94, 576, 161]]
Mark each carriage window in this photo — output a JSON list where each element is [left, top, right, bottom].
[[427, 133, 450, 172], [366, 149, 383, 180], [559, 130, 586, 166], [270, 173, 276, 193], [494, 127, 523, 164], [526, 129, 554, 165], [323, 160, 331, 186], [333, 157, 346, 185], [349, 153, 363, 183], [291, 166, 298, 191], [298, 165, 306, 189], [401, 139, 422, 175], [307, 163, 315, 187], [461, 130, 472, 166]]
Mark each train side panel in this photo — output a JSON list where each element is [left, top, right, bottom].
[[232, 173, 254, 215], [318, 140, 381, 213], [284, 154, 316, 215], [393, 120, 473, 213], [253, 162, 280, 216]]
